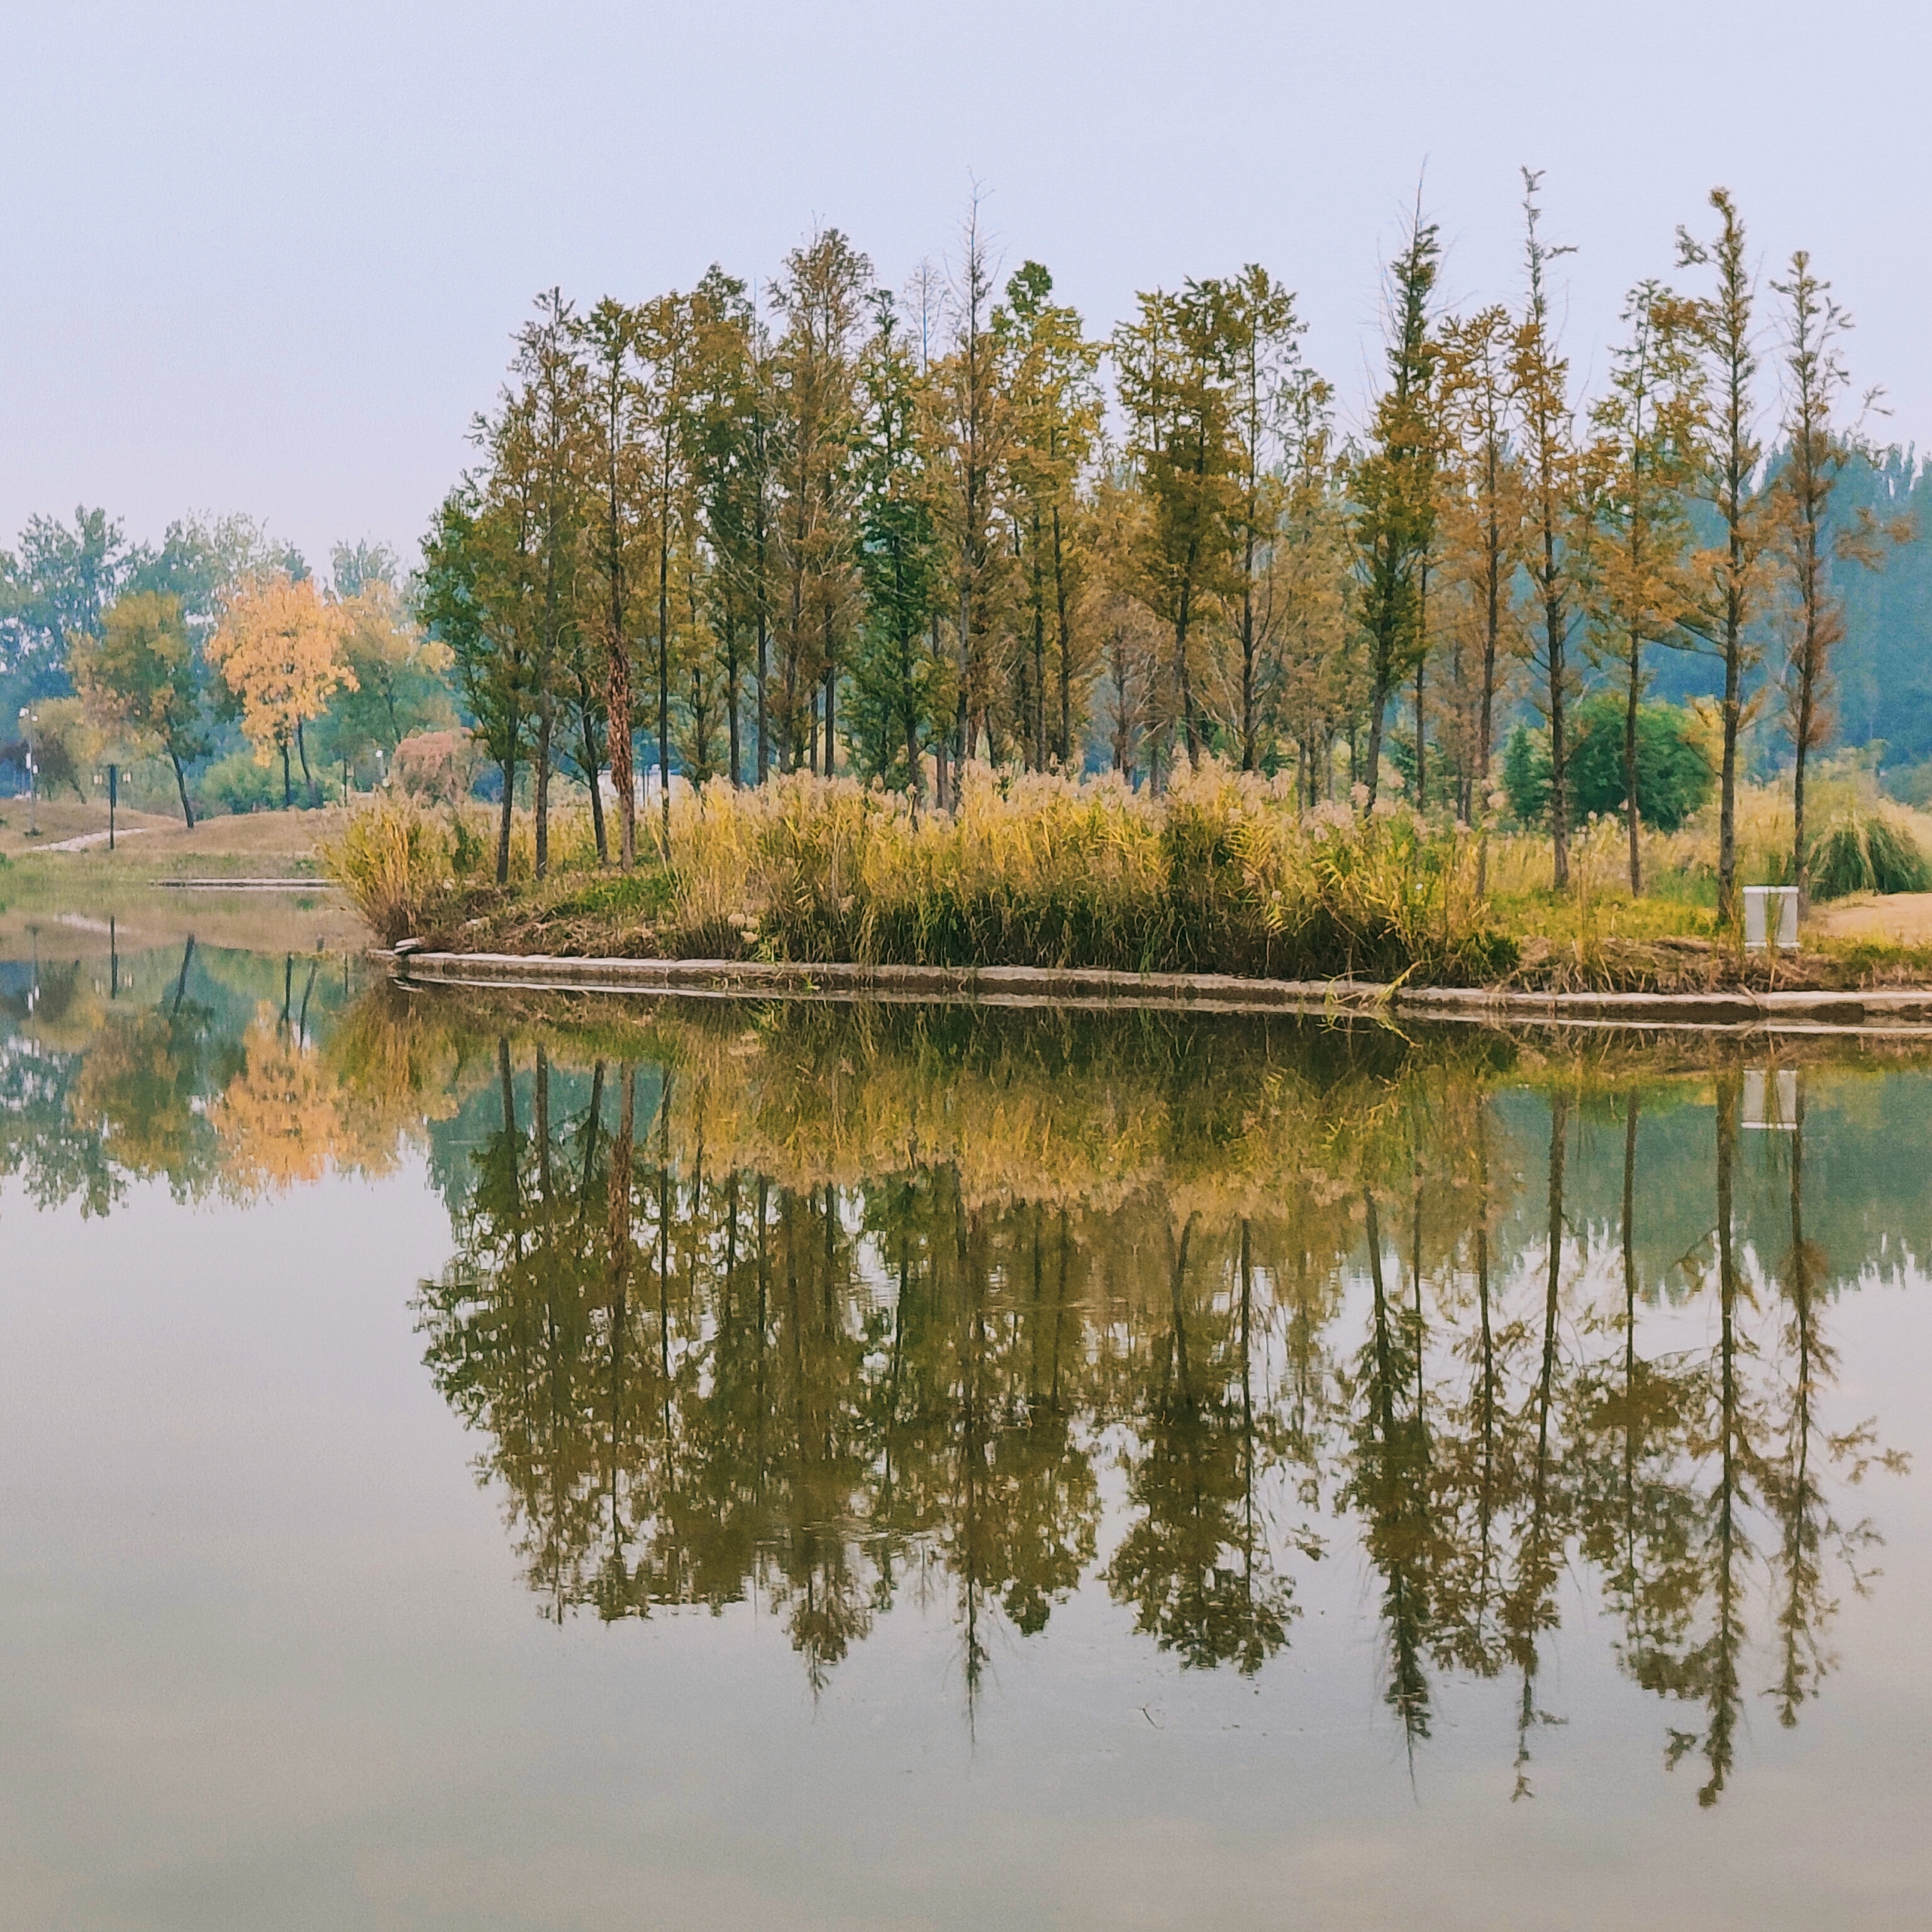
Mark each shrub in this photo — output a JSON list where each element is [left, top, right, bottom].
[[1807, 808, 1932, 899], [202, 750, 281, 815], [1502, 699, 1711, 833], [392, 729, 480, 805]]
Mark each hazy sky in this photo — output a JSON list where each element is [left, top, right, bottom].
[[4, 1, 1926, 577]]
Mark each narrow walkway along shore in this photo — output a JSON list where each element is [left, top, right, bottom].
[[380, 949, 1932, 1036]]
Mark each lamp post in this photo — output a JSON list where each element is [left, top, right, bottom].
[[18, 708, 37, 838]]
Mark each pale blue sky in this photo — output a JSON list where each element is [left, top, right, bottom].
[[4, 0, 1926, 574]]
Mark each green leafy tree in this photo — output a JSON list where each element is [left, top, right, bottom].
[[997, 261, 1102, 770], [1436, 308, 1525, 824], [421, 455, 538, 884], [1504, 697, 1712, 832], [769, 231, 870, 779], [1113, 279, 1243, 775], [926, 197, 1013, 785], [321, 577, 455, 774], [850, 290, 946, 792], [1587, 279, 1705, 888], [69, 589, 209, 824]]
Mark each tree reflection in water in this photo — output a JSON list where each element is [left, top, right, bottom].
[[1, 960, 1918, 1796], [386, 998, 1913, 1796]]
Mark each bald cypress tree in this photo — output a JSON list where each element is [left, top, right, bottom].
[[1511, 173, 1585, 889], [1678, 191, 1767, 928], [1352, 205, 1439, 809]]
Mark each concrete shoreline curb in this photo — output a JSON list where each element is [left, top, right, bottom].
[[378, 950, 1932, 1037]]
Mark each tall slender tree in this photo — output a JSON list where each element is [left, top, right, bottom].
[[1223, 267, 1302, 770], [850, 290, 945, 794], [638, 288, 700, 848], [1587, 280, 1703, 891], [927, 197, 1013, 772], [505, 291, 589, 876], [1678, 191, 1768, 928], [1512, 172, 1585, 887], [1436, 304, 1524, 834], [769, 230, 870, 777], [691, 269, 763, 790], [1769, 253, 1908, 911], [575, 297, 647, 867], [1352, 206, 1440, 808], [1113, 279, 1243, 775], [997, 262, 1102, 771]]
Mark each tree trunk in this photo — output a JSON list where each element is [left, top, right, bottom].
[[496, 742, 516, 886], [823, 653, 836, 777], [534, 699, 552, 878], [609, 629, 635, 871], [169, 749, 196, 830], [280, 739, 292, 810], [1622, 640, 1643, 891], [1052, 502, 1072, 769], [1792, 664, 1814, 914], [297, 719, 316, 806], [658, 620, 671, 855], [1174, 589, 1199, 769], [582, 705, 608, 863], [1363, 686, 1386, 810], [1413, 656, 1426, 808], [1547, 600, 1569, 891], [1718, 593, 1741, 926]]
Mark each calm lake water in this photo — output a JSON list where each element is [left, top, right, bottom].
[[3, 918, 1930, 1929]]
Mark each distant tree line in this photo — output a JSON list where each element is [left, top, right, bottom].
[[0, 515, 454, 824]]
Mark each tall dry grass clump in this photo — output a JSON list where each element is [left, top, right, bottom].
[[668, 763, 1513, 983], [321, 792, 457, 943]]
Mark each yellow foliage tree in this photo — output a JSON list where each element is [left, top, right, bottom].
[[207, 572, 355, 806]]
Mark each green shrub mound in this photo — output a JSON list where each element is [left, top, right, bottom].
[[1807, 809, 1932, 899], [1504, 698, 1713, 832]]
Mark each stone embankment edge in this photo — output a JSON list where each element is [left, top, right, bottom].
[[375, 950, 1932, 1037]]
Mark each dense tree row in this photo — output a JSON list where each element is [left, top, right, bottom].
[[425, 180, 1911, 913]]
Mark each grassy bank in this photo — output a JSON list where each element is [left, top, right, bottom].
[[316, 766, 1932, 995], [330, 766, 1513, 985]]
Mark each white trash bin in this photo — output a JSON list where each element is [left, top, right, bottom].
[[1744, 886, 1799, 952]]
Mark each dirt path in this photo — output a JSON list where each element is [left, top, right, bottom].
[[34, 827, 154, 854]]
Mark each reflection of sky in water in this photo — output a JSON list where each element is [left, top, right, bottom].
[[2, 943, 1929, 1929]]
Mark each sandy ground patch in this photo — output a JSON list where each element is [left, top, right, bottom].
[[1809, 891, 1932, 945]]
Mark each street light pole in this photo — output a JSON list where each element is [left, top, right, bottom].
[[18, 708, 37, 838]]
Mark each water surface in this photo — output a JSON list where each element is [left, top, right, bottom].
[[3, 923, 1929, 1929]]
